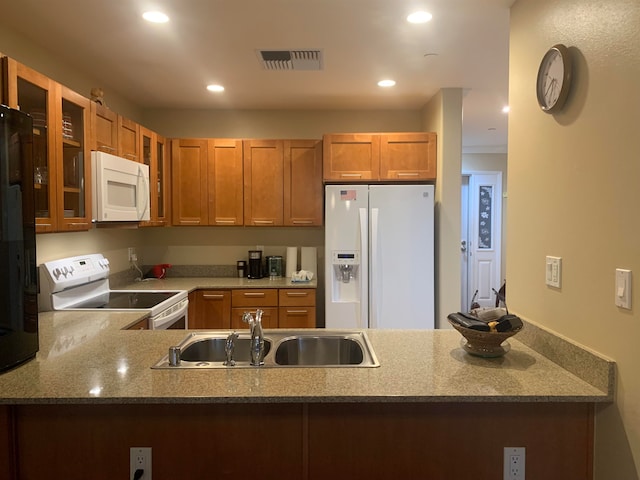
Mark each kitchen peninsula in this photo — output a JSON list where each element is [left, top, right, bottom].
[[0, 281, 613, 479]]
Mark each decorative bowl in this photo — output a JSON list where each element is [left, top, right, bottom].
[[448, 318, 523, 357]]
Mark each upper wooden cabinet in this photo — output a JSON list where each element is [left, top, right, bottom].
[[322, 134, 380, 181], [90, 103, 140, 162], [2, 58, 92, 233], [243, 139, 284, 226], [171, 138, 244, 226], [90, 103, 118, 155], [323, 132, 436, 182], [244, 139, 323, 227], [140, 127, 170, 227], [284, 140, 323, 226], [117, 116, 140, 162], [171, 138, 209, 225], [208, 139, 244, 226], [379, 132, 437, 180]]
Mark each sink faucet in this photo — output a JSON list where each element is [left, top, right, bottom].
[[242, 309, 265, 366]]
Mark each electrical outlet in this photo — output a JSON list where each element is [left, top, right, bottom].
[[503, 447, 525, 480], [128, 247, 137, 263], [130, 447, 152, 479]]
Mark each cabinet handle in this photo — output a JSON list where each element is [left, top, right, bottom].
[[286, 309, 308, 314], [69, 222, 89, 226], [243, 292, 265, 297], [253, 220, 274, 225], [179, 220, 201, 224], [286, 292, 308, 297], [292, 220, 313, 225], [99, 145, 116, 152], [123, 153, 138, 160], [215, 220, 236, 224], [397, 172, 420, 177], [203, 294, 224, 299], [340, 173, 362, 178], [36, 223, 52, 226]]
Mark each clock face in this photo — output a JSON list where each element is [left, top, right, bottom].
[[536, 44, 572, 113]]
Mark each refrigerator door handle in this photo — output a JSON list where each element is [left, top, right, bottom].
[[370, 207, 379, 328], [359, 207, 368, 329]]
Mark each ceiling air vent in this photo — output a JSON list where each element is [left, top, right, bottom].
[[257, 49, 323, 71]]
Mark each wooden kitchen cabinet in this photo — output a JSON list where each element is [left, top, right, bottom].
[[90, 102, 118, 154], [231, 289, 279, 328], [323, 132, 437, 181], [207, 139, 244, 225], [140, 127, 170, 227], [171, 138, 209, 225], [3, 58, 91, 233], [284, 140, 323, 226], [191, 290, 232, 329], [243, 139, 284, 226], [379, 132, 437, 180], [322, 133, 380, 181], [117, 115, 140, 162], [278, 288, 316, 328], [171, 138, 243, 226]]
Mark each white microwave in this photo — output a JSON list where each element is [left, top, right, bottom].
[[91, 151, 150, 222]]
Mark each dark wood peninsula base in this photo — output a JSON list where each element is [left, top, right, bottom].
[[2, 402, 593, 480]]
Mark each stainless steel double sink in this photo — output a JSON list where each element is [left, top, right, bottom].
[[152, 330, 380, 369]]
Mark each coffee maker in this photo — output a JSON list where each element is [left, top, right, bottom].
[[248, 250, 263, 279]]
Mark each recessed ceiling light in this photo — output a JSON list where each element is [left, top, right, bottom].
[[407, 11, 433, 24], [142, 11, 169, 23], [377, 79, 396, 88], [206, 84, 225, 93]]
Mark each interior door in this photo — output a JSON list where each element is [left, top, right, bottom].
[[464, 172, 503, 309]]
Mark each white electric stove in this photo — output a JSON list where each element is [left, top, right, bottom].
[[38, 254, 188, 329]]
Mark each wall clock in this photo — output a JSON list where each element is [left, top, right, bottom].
[[536, 44, 572, 113]]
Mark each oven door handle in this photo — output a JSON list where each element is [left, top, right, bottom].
[[151, 298, 189, 330]]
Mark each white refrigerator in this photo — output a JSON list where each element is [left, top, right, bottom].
[[325, 184, 435, 329]]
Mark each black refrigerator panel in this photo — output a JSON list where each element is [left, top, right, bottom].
[[0, 104, 38, 373]]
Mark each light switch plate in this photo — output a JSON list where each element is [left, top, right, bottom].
[[545, 256, 562, 288], [615, 268, 632, 309]]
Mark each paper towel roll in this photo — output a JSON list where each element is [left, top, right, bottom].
[[285, 247, 298, 277], [300, 247, 317, 276]]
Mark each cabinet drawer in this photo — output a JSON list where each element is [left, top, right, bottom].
[[278, 306, 316, 328], [232, 289, 278, 307], [125, 317, 149, 330], [231, 307, 278, 329], [278, 289, 316, 307]]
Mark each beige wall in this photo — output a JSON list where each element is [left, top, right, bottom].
[[509, 0, 639, 477], [423, 89, 463, 328]]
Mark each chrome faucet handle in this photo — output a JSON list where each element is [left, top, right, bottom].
[[242, 311, 254, 327], [249, 309, 265, 366], [224, 331, 239, 366]]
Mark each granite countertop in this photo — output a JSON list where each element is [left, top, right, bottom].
[[0, 307, 613, 405]]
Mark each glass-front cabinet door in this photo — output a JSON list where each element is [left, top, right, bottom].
[[13, 63, 57, 233], [5, 59, 91, 233], [58, 86, 91, 232], [140, 127, 169, 227]]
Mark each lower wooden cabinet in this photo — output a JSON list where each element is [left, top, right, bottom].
[[190, 287, 316, 329], [125, 317, 148, 330], [191, 289, 231, 329], [279, 288, 316, 328]]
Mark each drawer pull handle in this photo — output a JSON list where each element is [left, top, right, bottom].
[[340, 173, 362, 178], [253, 220, 274, 225], [286, 292, 308, 297], [203, 294, 224, 299], [244, 292, 265, 297], [215, 219, 236, 224], [397, 172, 420, 177], [292, 220, 313, 225], [286, 309, 308, 314]]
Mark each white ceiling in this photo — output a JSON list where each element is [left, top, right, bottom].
[[0, 0, 514, 152]]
